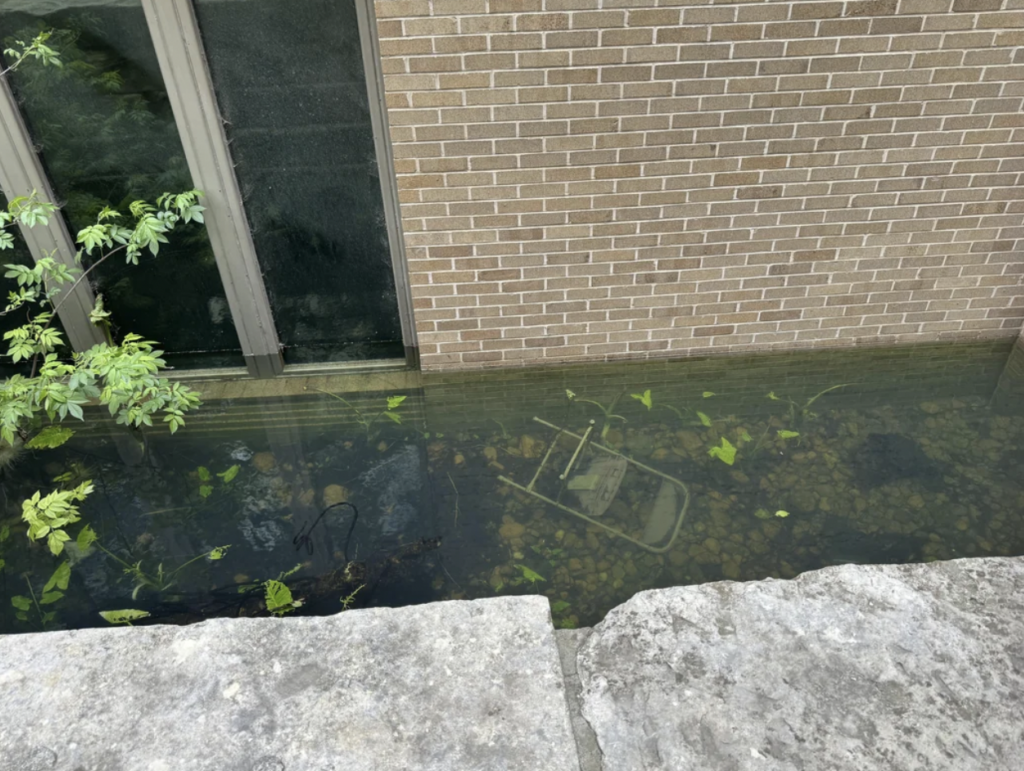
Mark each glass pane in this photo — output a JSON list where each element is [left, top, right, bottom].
[[193, 0, 404, 364], [0, 2, 243, 369]]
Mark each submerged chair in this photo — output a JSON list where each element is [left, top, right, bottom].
[[497, 417, 690, 554]]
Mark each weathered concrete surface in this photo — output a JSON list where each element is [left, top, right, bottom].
[[0, 596, 579, 771], [555, 629, 602, 771], [577, 557, 1024, 771]]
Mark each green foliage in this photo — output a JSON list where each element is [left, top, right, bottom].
[[630, 389, 653, 410], [217, 465, 240, 484], [777, 430, 800, 440], [25, 425, 75, 449], [76, 524, 97, 550], [340, 584, 364, 610], [766, 385, 848, 426], [21, 481, 94, 555], [515, 564, 546, 584], [708, 437, 737, 466], [566, 389, 626, 439], [2, 32, 62, 75], [311, 388, 409, 439], [265, 579, 302, 616], [0, 192, 205, 447], [1, 29, 217, 628], [551, 600, 571, 614], [101, 544, 231, 599], [697, 411, 712, 427], [195, 464, 238, 499], [99, 609, 150, 626]]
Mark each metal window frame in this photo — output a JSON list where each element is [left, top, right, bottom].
[[141, 0, 284, 379], [0, 74, 106, 351], [354, 0, 420, 366]]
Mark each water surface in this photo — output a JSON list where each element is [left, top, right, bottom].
[[2, 340, 1022, 632]]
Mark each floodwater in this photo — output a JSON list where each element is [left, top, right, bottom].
[[2, 339, 1023, 633]]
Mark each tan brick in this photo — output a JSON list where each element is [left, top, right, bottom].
[[375, 0, 1024, 370]]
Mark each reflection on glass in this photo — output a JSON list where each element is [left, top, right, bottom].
[[0, 2, 242, 368], [194, 0, 403, 364]]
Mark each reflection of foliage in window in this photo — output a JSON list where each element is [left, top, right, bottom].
[[1, 11, 237, 357], [4, 17, 191, 225]]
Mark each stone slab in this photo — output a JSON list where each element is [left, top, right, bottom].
[[0, 596, 579, 771], [577, 557, 1024, 771]]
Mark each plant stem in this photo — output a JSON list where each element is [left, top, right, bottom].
[[447, 472, 460, 527], [28, 243, 129, 378], [23, 574, 43, 628]]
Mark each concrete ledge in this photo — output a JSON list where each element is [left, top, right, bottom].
[[3, 559, 1023, 771], [577, 557, 1024, 771], [0, 596, 578, 771]]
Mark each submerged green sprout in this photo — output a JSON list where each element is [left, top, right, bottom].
[[708, 437, 737, 466], [99, 609, 151, 626], [516, 565, 545, 584], [631, 389, 653, 410]]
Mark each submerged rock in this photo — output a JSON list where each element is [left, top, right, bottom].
[[853, 433, 946, 489], [252, 452, 277, 474], [499, 517, 526, 541], [322, 484, 351, 507]]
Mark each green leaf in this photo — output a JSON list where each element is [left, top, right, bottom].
[[565, 389, 575, 400], [265, 579, 299, 614], [76, 524, 97, 550], [708, 437, 737, 466], [697, 412, 712, 427], [89, 294, 111, 326], [551, 600, 571, 613], [43, 561, 70, 592], [198, 485, 214, 499], [11, 595, 31, 611], [99, 609, 151, 625], [775, 510, 790, 518], [740, 430, 752, 443], [0, 524, 9, 542], [630, 389, 653, 410], [0, 558, 5, 570], [777, 430, 800, 439], [516, 564, 545, 583], [47, 529, 70, 556], [702, 391, 715, 398], [209, 545, 230, 561], [40, 591, 63, 605], [26, 426, 76, 450], [216, 465, 240, 483], [384, 411, 402, 424], [767, 391, 781, 401], [196, 466, 211, 482], [386, 395, 407, 410]]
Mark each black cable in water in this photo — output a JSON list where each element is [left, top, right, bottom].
[[293, 501, 359, 562]]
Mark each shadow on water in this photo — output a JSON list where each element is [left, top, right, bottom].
[[2, 339, 1023, 633]]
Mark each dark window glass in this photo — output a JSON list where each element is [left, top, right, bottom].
[[193, 0, 403, 364], [0, 2, 243, 369]]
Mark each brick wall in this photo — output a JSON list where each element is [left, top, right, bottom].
[[373, 0, 1024, 371]]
